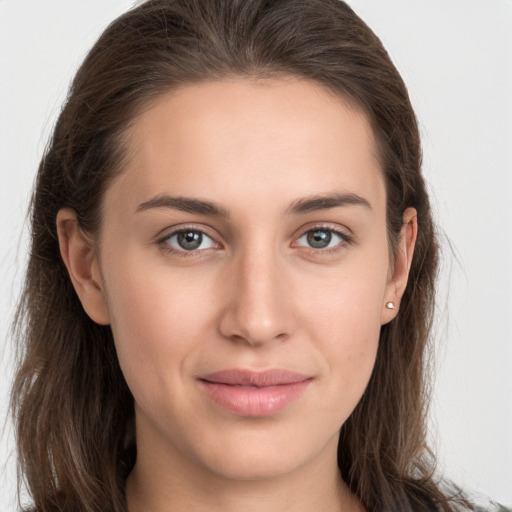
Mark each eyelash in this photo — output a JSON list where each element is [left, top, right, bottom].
[[157, 224, 352, 257]]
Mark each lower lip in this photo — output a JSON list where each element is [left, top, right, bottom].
[[198, 380, 312, 417]]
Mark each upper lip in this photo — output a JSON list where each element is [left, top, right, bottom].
[[200, 369, 312, 387]]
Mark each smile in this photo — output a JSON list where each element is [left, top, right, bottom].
[[198, 369, 313, 417]]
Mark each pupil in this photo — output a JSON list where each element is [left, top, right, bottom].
[[178, 231, 202, 250], [307, 230, 331, 249]]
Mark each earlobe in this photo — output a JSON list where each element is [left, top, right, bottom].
[[381, 207, 418, 325], [56, 208, 110, 325]]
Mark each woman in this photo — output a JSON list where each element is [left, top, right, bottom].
[[8, 0, 508, 511]]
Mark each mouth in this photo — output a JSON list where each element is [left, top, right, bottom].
[[198, 369, 313, 417]]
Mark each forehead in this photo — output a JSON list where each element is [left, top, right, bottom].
[[108, 77, 385, 217]]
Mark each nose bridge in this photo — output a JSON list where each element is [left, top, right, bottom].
[[220, 243, 293, 345]]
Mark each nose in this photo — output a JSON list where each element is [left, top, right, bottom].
[[218, 249, 295, 346]]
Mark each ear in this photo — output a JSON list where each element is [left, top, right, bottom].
[[56, 208, 110, 325], [381, 207, 418, 325]]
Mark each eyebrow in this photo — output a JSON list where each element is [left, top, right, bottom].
[[135, 191, 372, 218], [285, 192, 372, 215], [136, 194, 230, 218]]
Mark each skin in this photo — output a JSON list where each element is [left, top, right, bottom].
[[57, 77, 417, 512]]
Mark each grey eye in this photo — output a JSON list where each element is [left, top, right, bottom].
[[165, 230, 216, 251], [307, 230, 332, 248], [296, 229, 344, 250], [177, 231, 203, 250]]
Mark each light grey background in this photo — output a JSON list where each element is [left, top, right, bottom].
[[1, 0, 511, 510]]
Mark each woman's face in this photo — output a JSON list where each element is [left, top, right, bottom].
[[65, 78, 413, 482]]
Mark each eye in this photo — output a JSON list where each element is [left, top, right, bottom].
[[163, 229, 217, 252], [295, 228, 346, 250]]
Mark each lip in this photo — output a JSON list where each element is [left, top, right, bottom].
[[198, 369, 312, 417]]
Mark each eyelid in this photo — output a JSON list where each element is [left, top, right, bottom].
[[155, 221, 223, 239], [292, 221, 353, 240]]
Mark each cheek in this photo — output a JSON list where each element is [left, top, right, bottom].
[[102, 258, 215, 404], [301, 260, 386, 341], [298, 264, 385, 412]]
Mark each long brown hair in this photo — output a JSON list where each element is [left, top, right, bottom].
[[11, 1, 474, 510]]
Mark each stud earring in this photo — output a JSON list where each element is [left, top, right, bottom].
[[385, 301, 395, 310]]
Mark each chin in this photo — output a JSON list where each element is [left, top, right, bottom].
[[191, 426, 338, 482]]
